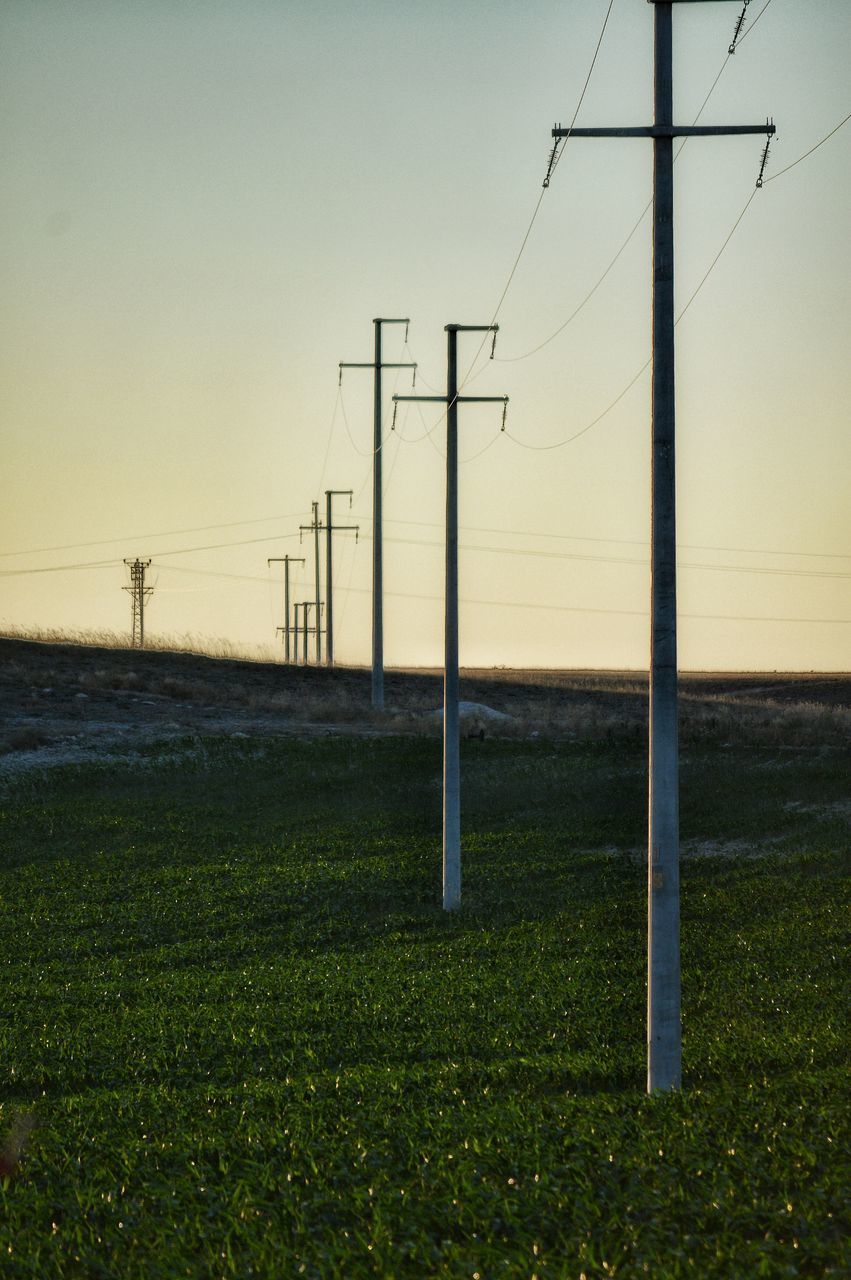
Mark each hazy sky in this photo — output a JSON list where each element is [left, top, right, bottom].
[[1, 0, 849, 670]]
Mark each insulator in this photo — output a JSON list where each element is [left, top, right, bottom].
[[490, 330, 498, 359], [728, 0, 749, 54], [391, 401, 398, 431], [338, 365, 343, 386], [501, 398, 508, 431]]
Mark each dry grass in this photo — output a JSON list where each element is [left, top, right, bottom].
[[1, 628, 848, 749], [0, 625, 278, 664]]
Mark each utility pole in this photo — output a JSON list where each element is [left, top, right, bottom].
[[340, 319, 416, 710], [394, 326, 508, 912], [299, 601, 319, 665], [551, 0, 774, 1093], [324, 490, 359, 668], [122, 558, 153, 649], [292, 603, 302, 666], [267, 555, 305, 663], [298, 502, 325, 663]]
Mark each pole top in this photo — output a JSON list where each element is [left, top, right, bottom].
[[445, 323, 499, 333], [373, 317, 410, 325]]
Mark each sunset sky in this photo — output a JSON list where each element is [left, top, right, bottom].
[[1, 0, 849, 670]]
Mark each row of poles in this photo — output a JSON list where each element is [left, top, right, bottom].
[[273, 1, 775, 1095], [268, 490, 359, 668]]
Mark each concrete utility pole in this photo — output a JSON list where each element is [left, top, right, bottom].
[[340, 319, 416, 711], [394, 326, 508, 911], [552, 0, 774, 1093], [292, 603, 302, 665], [298, 502, 325, 664], [267, 555, 305, 663], [122, 558, 153, 649], [324, 490, 359, 667]]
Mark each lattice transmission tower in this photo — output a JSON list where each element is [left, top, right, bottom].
[[123, 558, 153, 649]]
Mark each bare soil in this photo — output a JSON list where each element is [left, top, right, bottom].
[[1, 636, 848, 775]]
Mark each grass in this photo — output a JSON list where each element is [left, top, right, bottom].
[[0, 736, 848, 1277], [0, 625, 279, 665]]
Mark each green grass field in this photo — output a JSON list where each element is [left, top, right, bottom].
[[1, 735, 848, 1277]]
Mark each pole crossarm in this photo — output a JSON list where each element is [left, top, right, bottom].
[[340, 363, 417, 370], [553, 123, 775, 139], [394, 395, 508, 406]]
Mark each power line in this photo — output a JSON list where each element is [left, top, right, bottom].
[[339, 582, 851, 626], [0, 512, 308, 561], [377, 516, 850, 562], [497, 11, 761, 367], [504, 174, 759, 453], [371, 532, 851, 581], [457, 0, 618, 388], [764, 110, 851, 184]]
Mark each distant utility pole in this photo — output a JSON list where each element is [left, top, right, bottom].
[[394, 326, 508, 912], [339, 319, 416, 710], [299, 600, 319, 666], [551, 0, 775, 1094], [324, 490, 359, 668], [267, 555, 305, 663], [122, 558, 153, 649], [292, 603, 302, 665], [298, 502, 325, 663]]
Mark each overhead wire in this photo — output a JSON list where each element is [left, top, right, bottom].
[[381, 516, 850, 562], [763, 110, 851, 183], [0, 511, 310, 561], [504, 170, 760, 452], [496, 1, 767, 367], [335, 583, 850, 627], [458, 0, 618, 388], [150, 563, 850, 626], [372, 532, 851, 581]]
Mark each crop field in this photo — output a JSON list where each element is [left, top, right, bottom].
[[0, 722, 848, 1278]]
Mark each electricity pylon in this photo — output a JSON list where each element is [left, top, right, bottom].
[[298, 502, 324, 663], [340, 319, 416, 710], [268, 555, 305, 662], [122, 558, 153, 649], [324, 490, 359, 667], [551, 0, 775, 1093], [394, 325, 508, 911]]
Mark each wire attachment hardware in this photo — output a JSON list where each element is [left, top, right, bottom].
[[755, 131, 772, 187], [542, 134, 560, 189], [728, 0, 750, 55]]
